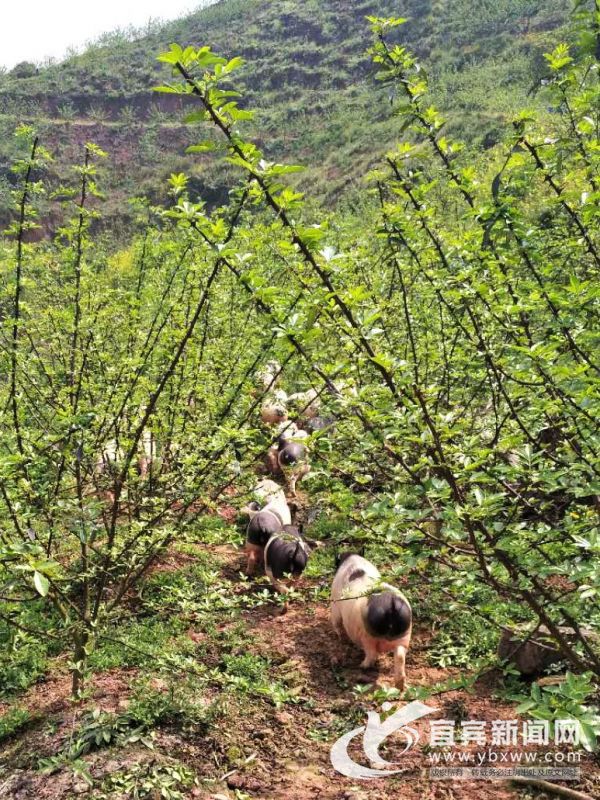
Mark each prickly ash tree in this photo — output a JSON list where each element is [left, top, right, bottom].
[[155, 7, 599, 674]]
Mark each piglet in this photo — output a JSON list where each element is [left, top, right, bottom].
[[254, 360, 282, 392], [261, 389, 289, 425], [287, 387, 321, 420], [264, 524, 310, 594], [277, 434, 310, 496], [330, 553, 412, 691], [241, 481, 291, 575], [248, 477, 287, 507]]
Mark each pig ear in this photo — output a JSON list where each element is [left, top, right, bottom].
[[303, 536, 320, 549]]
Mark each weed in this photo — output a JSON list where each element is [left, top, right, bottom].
[[0, 707, 32, 743], [96, 760, 196, 800], [502, 672, 600, 751]]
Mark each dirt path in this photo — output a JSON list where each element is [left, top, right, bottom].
[[1, 541, 598, 800]]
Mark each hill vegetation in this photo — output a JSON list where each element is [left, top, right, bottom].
[[0, 0, 569, 230]]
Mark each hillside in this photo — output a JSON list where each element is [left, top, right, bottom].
[[0, 0, 569, 229]]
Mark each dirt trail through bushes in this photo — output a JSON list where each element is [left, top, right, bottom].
[[1, 541, 598, 800]]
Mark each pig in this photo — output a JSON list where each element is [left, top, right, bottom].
[[277, 434, 310, 496], [330, 553, 412, 691], [302, 414, 336, 435], [287, 387, 321, 420], [261, 388, 289, 425], [254, 360, 282, 392], [96, 439, 124, 477], [264, 524, 310, 594], [138, 429, 158, 480], [241, 480, 292, 575], [247, 477, 287, 507]]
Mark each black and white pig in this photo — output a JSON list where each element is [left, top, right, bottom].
[[330, 553, 412, 691], [241, 479, 292, 575], [264, 524, 310, 594]]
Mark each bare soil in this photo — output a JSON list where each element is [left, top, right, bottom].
[[1, 542, 599, 800]]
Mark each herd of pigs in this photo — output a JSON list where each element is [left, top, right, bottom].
[[241, 361, 412, 691], [94, 362, 590, 688], [96, 361, 412, 690]]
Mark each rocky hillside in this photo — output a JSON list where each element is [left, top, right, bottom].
[[0, 0, 570, 230]]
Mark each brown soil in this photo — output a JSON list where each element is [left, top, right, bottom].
[[1, 542, 599, 800]]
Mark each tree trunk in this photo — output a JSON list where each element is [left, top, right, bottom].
[[71, 630, 91, 700]]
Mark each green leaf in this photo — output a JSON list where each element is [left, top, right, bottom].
[[515, 700, 536, 714], [186, 142, 217, 154], [152, 85, 182, 94], [224, 56, 245, 73], [33, 571, 49, 597]]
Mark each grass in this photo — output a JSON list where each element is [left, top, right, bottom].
[[0, 707, 32, 744], [1, 515, 597, 798], [0, 526, 316, 793]]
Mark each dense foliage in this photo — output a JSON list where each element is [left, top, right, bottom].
[[0, 1, 598, 766]]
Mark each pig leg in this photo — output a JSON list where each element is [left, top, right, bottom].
[[329, 606, 348, 665], [360, 641, 379, 670], [289, 464, 310, 497], [272, 579, 290, 616], [331, 609, 345, 640], [288, 471, 297, 497], [138, 456, 149, 480], [267, 575, 290, 615], [269, 577, 289, 595], [265, 447, 280, 476], [394, 645, 407, 692], [264, 558, 288, 595], [299, 463, 310, 484], [245, 544, 262, 576]]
